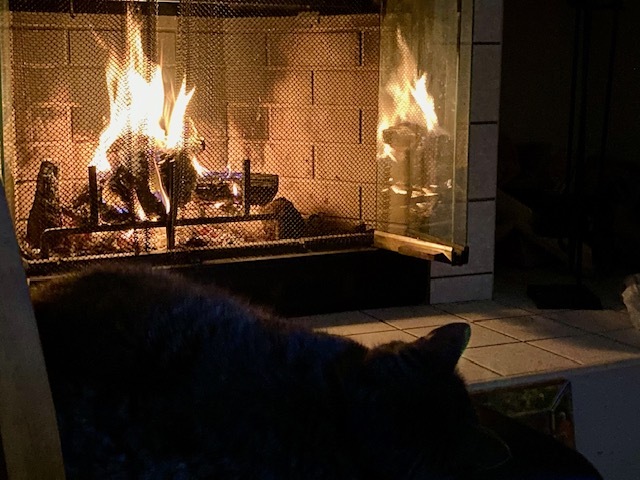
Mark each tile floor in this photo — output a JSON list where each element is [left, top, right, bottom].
[[290, 266, 640, 390]]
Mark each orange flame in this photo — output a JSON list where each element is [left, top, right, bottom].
[[90, 11, 196, 213], [377, 29, 440, 160]]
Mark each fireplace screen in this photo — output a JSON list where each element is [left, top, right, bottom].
[[0, 0, 471, 275]]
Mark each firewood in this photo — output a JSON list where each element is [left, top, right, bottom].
[[106, 153, 166, 221], [195, 172, 278, 206], [159, 150, 197, 209], [261, 197, 304, 240], [26, 160, 61, 248]]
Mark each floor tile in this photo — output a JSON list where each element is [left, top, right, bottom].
[[289, 311, 394, 336], [478, 315, 585, 341], [346, 330, 416, 349], [530, 335, 640, 365], [462, 343, 579, 376], [492, 290, 542, 312], [601, 328, 640, 349], [435, 300, 531, 321], [363, 304, 462, 329], [457, 358, 501, 383], [545, 310, 632, 333], [405, 323, 517, 348]]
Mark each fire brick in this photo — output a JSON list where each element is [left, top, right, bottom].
[[224, 33, 267, 66], [69, 30, 124, 67], [14, 181, 36, 222], [17, 142, 72, 184], [157, 32, 177, 67], [267, 32, 360, 67], [263, 142, 313, 179], [13, 29, 68, 66], [314, 71, 378, 107], [265, 70, 312, 105], [225, 66, 311, 105], [71, 105, 108, 143], [362, 30, 380, 68], [360, 108, 378, 145], [22, 67, 71, 105], [25, 107, 71, 144], [269, 107, 360, 144], [315, 144, 376, 184], [188, 33, 224, 67], [69, 67, 108, 107], [227, 105, 269, 141]]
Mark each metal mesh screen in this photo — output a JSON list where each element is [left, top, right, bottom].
[[5, 0, 379, 272]]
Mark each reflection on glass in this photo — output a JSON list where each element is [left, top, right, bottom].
[[377, 0, 471, 252]]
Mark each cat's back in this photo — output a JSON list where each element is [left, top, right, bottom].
[[30, 265, 368, 479]]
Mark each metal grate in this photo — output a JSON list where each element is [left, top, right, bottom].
[[5, 0, 380, 273]]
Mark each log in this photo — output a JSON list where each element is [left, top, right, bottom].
[[106, 153, 166, 221], [195, 172, 278, 206], [261, 197, 304, 240], [159, 150, 197, 209], [26, 161, 61, 249]]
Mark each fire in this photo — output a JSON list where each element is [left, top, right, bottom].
[[377, 29, 440, 160], [90, 10, 197, 213]]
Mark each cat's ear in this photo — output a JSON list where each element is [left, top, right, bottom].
[[408, 322, 471, 372]]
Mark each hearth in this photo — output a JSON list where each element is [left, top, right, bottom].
[[0, 0, 472, 313]]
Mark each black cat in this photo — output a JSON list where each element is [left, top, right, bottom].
[[31, 265, 508, 479]]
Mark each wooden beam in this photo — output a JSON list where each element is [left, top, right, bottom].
[[0, 182, 65, 479]]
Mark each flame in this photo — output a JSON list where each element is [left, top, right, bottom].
[[191, 156, 207, 176], [134, 193, 148, 221], [90, 10, 196, 214], [377, 29, 440, 159]]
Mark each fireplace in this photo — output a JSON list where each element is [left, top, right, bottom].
[[0, 0, 477, 313]]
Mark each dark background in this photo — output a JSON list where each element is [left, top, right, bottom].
[[497, 0, 640, 273]]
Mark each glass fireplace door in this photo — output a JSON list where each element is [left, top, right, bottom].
[[374, 0, 472, 265]]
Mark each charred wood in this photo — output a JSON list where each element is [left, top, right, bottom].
[[195, 172, 278, 206], [26, 160, 61, 248], [261, 197, 304, 240], [159, 151, 197, 209]]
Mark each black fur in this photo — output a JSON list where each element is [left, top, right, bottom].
[[31, 265, 507, 479]]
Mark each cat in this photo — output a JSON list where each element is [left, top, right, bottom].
[[30, 265, 509, 479]]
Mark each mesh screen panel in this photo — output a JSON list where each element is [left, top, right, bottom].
[[5, 0, 379, 272]]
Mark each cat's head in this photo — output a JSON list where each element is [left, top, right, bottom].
[[344, 322, 509, 479]]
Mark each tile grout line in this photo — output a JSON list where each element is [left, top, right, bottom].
[[459, 356, 505, 378], [522, 340, 585, 366]]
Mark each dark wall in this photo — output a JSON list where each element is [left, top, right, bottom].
[[497, 0, 640, 270], [607, 2, 640, 162], [500, 0, 639, 169], [500, 0, 575, 154]]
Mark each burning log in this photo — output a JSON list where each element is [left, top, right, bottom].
[[382, 122, 428, 150], [159, 150, 198, 208], [26, 160, 61, 248], [100, 149, 197, 222], [195, 172, 278, 206], [106, 152, 167, 221], [261, 198, 304, 240]]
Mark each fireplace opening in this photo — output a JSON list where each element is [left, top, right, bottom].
[[1, 0, 471, 312]]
